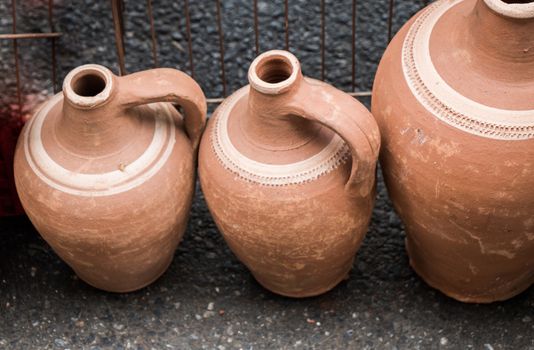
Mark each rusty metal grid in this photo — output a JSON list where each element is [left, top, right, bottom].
[[110, 0, 431, 104], [2, 0, 433, 114], [1, 0, 60, 116]]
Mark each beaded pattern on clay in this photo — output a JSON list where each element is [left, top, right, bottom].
[[24, 95, 176, 197], [211, 86, 351, 186], [402, 0, 534, 140]]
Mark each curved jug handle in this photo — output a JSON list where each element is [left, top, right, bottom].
[[285, 78, 381, 197], [117, 68, 207, 150]]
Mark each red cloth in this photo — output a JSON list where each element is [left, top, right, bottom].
[[0, 112, 24, 216]]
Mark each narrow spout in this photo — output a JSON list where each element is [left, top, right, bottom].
[[472, 0, 534, 61], [460, 0, 534, 82], [63, 64, 115, 109], [56, 65, 136, 157], [483, 0, 534, 19], [248, 50, 301, 95], [241, 50, 321, 150]]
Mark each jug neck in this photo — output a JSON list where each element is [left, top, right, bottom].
[[240, 51, 321, 150], [467, 0, 534, 79], [56, 65, 136, 157]]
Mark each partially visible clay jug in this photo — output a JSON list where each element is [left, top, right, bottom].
[[199, 50, 380, 297], [372, 0, 534, 302], [14, 64, 207, 292]]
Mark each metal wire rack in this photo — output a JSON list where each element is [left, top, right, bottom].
[[1, 0, 60, 110], [1, 0, 434, 112], [110, 0, 430, 104]]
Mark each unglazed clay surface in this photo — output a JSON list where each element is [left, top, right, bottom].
[[23, 96, 176, 196], [211, 86, 351, 186], [372, 0, 534, 302], [402, 0, 534, 139], [14, 64, 207, 292], [199, 50, 380, 298]]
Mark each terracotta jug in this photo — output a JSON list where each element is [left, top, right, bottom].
[[199, 50, 380, 297], [14, 64, 207, 292], [372, 0, 534, 302]]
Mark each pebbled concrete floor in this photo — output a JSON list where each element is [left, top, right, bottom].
[[0, 0, 533, 349], [1, 174, 533, 350]]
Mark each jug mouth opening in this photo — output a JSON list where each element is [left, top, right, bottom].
[[484, 0, 534, 19], [248, 50, 300, 95], [63, 64, 114, 108]]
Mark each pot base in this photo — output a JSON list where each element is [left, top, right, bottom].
[[73, 254, 175, 293], [252, 267, 352, 299], [406, 239, 533, 304]]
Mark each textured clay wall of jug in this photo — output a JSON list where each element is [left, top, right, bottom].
[[372, 0, 534, 302], [199, 50, 380, 297], [14, 64, 207, 292]]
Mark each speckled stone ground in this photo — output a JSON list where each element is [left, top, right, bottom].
[[1, 175, 533, 350], [0, 0, 533, 349]]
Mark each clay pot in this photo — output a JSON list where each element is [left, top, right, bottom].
[[14, 64, 207, 292], [199, 50, 380, 297], [372, 0, 534, 302]]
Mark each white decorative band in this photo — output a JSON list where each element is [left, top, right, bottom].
[[211, 86, 351, 186], [24, 94, 176, 197], [402, 0, 534, 140]]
